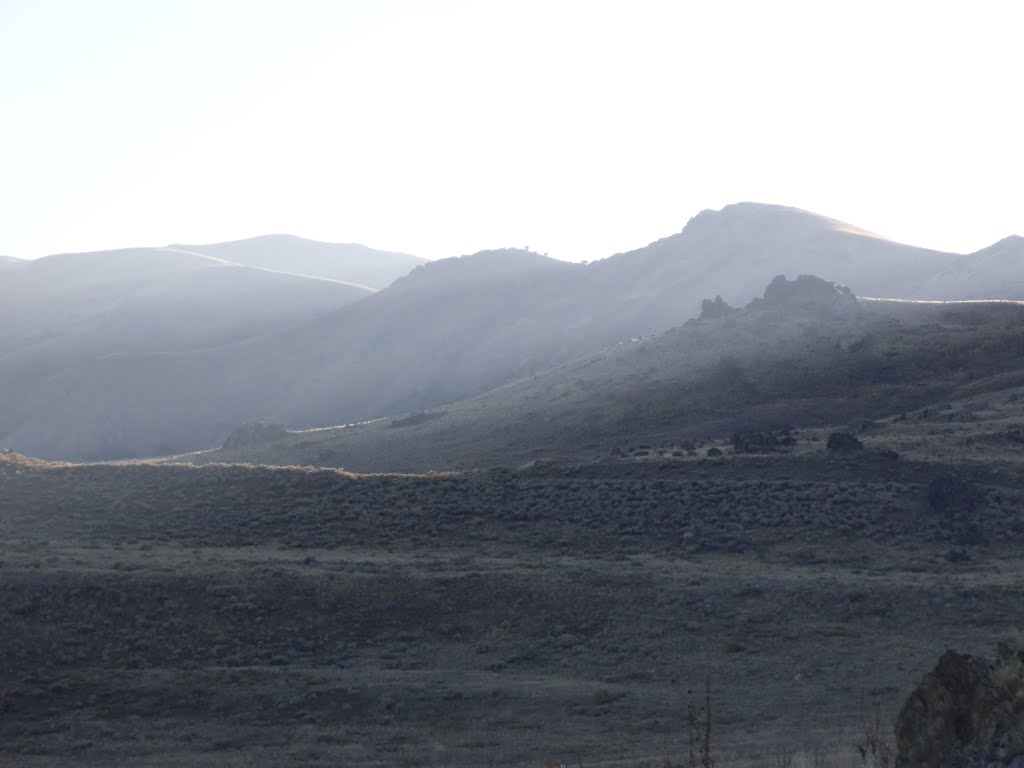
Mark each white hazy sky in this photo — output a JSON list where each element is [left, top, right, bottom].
[[1, 0, 1021, 262]]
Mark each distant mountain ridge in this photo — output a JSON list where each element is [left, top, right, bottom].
[[916, 235, 1024, 300], [0, 239, 406, 458], [170, 234, 426, 289], [0, 246, 375, 359], [2, 204, 1022, 461]]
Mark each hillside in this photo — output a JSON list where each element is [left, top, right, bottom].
[[0, 248, 584, 459], [0, 254, 23, 269], [0, 247, 375, 458], [193, 275, 1024, 472], [0, 248, 373, 357], [4, 389, 1024, 765], [172, 234, 426, 289], [917, 235, 1024, 299], [586, 202, 962, 310], [4, 204, 1022, 462], [6, 217, 1024, 766]]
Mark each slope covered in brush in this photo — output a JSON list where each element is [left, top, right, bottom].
[[194, 275, 1024, 471]]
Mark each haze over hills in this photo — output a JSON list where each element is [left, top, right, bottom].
[[0, 246, 374, 358], [195, 274, 1024, 472], [0, 243, 385, 457], [587, 202, 961, 309], [171, 234, 426, 289], [3, 203, 1022, 462], [0, 255, 24, 269], [917, 235, 1024, 300]]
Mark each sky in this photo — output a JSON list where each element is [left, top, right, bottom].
[[1, 0, 1021, 262]]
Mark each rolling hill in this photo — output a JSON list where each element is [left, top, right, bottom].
[[190, 275, 1024, 472], [0, 247, 374, 357], [4, 204, 1022, 461], [171, 234, 426, 289], [0, 246, 377, 457], [917, 235, 1024, 300]]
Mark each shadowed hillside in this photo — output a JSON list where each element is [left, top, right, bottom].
[[193, 276, 1024, 472]]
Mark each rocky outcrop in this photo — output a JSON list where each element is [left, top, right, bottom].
[[896, 647, 1024, 767], [743, 274, 866, 350], [698, 295, 738, 321], [754, 274, 860, 317]]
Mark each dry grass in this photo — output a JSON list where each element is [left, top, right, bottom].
[[3, 432, 1023, 766]]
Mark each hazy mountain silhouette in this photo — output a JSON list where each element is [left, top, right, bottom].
[[171, 234, 426, 289], [916, 235, 1024, 300], [0, 247, 373, 358], [587, 202, 960, 308], [0, 255, 23, 269], [0, 246, 377, 457], [3, 204, 1021, 461]]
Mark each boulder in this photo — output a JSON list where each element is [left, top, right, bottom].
[[896, 647, 1024, 767]]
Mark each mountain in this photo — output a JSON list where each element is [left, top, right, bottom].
[[916, 235, 1024, 300], [0, 255, 24, 270], [0, 248, 585, 459], [171, 234, 426, 289], [191, 275, 1024, 472], [4, 204, 1021, 462], [0, 246, 377, 457], [586, 202, 961, 309], [0, 246, 373, 358]]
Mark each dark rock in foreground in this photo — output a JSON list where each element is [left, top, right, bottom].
[[896, 646, 1024, 767]]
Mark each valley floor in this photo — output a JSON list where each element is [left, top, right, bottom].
[[2, 426, 1023, 766]]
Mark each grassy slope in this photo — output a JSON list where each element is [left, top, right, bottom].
[[6, 286, 1024, 764], [193, 299, 1024, 473], [3, 395, 1024, 766]]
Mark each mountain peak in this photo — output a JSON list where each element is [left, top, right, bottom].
[[972, 234, 1024, 254], [682, 202, 884, 241]]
